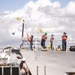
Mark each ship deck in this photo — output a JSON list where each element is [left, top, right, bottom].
[[14, 50, 75, 75]]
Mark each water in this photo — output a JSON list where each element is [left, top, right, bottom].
[[0, 40, 75, 50], [22, 40, 75, 50]]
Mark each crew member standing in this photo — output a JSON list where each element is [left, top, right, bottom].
[[50, 34, 54, 50], [62, 32, 67, 51], [41, 33, 47, 49], [30, 35, 33, 50], [27, 34, 33, 50]]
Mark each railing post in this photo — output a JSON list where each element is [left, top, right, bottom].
[[44, 66, 46, 75], [37, 66, 39, 75]]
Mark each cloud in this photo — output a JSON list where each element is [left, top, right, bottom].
[[65, 1, 75, 17], [0, 0, 75, 48]]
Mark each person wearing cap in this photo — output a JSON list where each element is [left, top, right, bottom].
[[62, 32, 67, 51], [50, 34, 54, 50], [30, 35, 33, 50], [27, 34, 34, 50], [41, 33, 47, 49], [19, 58, 29, 75]]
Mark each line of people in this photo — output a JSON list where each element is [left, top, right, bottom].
[[27, 32, 67, 51], [41, 32, 67, 51]]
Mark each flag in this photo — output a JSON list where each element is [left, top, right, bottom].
[[38, 28, 43, 33], [14, 17, 22, 21]]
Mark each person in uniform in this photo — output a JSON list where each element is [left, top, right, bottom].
[[62, 32, 67, 51], [41, 33, 47, 49]]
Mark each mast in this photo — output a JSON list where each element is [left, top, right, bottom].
[[20, 20, 25, 49], [22, 20, 25, 41]]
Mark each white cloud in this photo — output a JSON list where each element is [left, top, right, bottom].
[[0, 0, 75, 48], [65, 1, 75, 16], [53, 1, 61, 8]]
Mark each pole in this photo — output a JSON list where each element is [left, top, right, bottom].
[[22, 20, 25, 41], [44, 66, 46, 75], [20, 20, 25, 49], [37, 66, 39, 75]]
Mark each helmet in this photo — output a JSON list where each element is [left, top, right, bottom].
[[51, 34, 54, 36], [63, 32, 66, 34], [31, 35, 33, 38], [21, 57, 26, 61], [45, 32, 47, 35]]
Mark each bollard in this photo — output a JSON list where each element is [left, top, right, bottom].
[[36, 66, 46, 75], [37, 66, 39, 75], [44, 66, 46, 75]]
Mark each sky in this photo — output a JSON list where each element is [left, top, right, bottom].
[[0, 0, 70, 12], [0, 0, 37, 12], [0, 0, 75, 48]]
